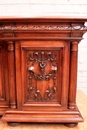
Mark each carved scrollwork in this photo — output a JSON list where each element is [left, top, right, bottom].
[[28, 51, 56, 75], [28, 85, 56, 101], [27, 51, 58, 102], [29, 70, 55, 81]]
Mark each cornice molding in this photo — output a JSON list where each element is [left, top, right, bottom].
[[0, 23, 87, 31]]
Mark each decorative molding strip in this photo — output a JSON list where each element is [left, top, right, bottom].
[[0, 23, 87, 31]]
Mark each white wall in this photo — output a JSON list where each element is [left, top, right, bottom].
[[78, 33, 87, 94], [0, 0, 87, 94], [0, 0, 87, 17]]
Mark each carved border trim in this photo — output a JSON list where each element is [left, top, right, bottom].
[[0, 23, 87, 31]]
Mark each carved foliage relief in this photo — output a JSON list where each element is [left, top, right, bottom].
[[27, 51, 58, 102]]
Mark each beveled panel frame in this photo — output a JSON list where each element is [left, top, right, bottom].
[[15, 40, 70, 111]]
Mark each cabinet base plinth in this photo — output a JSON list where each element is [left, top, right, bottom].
[[2, 108, 83, 124]]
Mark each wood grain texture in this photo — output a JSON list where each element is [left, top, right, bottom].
[[0, 17, 87, 127], [7, 41, 16, 108], [0, 42, 9, 114]]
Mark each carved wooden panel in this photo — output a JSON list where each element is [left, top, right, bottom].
[[21, 49, 62, 105], [19, 40, 69, 109], [27, 50, 58, 102]]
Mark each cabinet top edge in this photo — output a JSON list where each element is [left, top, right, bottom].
[[0, 16, 87, 22]]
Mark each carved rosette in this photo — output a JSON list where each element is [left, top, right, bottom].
[[27, 51, 58, 102]]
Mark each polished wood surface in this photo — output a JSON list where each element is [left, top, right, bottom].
[[0, 17, 87, 127]]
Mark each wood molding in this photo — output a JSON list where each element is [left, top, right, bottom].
[[0, 23, 87, 31]]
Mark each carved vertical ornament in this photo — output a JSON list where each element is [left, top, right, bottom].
[[27, 51, 58, 102]]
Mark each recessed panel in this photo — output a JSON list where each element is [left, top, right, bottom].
[[21, 46, 63, 106]]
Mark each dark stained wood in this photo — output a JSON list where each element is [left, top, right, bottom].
[[0, 17, 87, 127]]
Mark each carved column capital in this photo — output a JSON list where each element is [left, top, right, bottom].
[[7, 41, 14, 52], [70, 42, 78, 52]]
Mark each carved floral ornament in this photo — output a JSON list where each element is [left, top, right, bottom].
[[0, 23, 87, 31]]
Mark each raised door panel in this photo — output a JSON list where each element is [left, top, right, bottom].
[[16, 40, 69, 112], [0, 43, 9, 114]]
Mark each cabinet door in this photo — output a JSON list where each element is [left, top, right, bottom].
[[16, 40, 69, 112], [0, 43, 9, 114]]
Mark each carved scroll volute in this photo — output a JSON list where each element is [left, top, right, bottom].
[[68, 41, 78, 109], [7, 41, 16, 108]]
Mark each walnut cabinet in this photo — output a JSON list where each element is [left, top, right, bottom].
[[0, 17, 87, 127]]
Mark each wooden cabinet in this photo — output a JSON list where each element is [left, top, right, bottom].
[[0, 17, 87, 127]]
